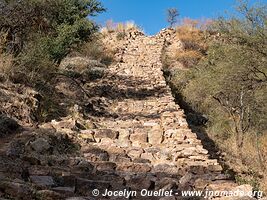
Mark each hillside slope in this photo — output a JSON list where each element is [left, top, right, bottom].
[[0, 29, 257, 200]]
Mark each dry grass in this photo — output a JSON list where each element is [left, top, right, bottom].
[[175, 50, 203, 67], [0, 31, 12, 80], [262, 176, 267, 194], [173, 18, 209, 68], [70, 35, 115, 66], [125, 21, 138, 30], [214, 132, 267, 193], [101, 20, 139, 33], [0, 52, 13, 82], [100, 20, 141, 42]]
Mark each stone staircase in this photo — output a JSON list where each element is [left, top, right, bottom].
[[0, 30, 254, 200]]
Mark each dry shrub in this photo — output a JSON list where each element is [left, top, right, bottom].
[[105, 19, 116, 32], [214, 132, 267, 192], [244, 134, 267, 173], [176, 26, 206, 50], [0, 31, 57, 85], [72, 35, 115, 66], [4, 42, 56, 87], [178, 17, 213, 31], [0, 53, 13, 81], [0, 31, 8, 51], [100, 27, 109, 35], [101, 20, 140, 41], [115, 21, 138, 32], [0, 31, 12, 81], [125, 21, 138, 30], [103, 20, 139, 33], [261, 176, 267, 194], [116, 23, 125, 33], [174, 18, 210, 68], [175, 50, 203, 67]]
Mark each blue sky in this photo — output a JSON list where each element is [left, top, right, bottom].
[[94, 0, 266, 35]]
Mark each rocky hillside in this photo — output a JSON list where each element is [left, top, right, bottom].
[[0, 29, 261, 200]]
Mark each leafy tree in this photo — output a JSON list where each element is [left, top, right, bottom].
[[208, 1, 267, 148], [0, 0, 105, 62], [172, 0, 266, 151]]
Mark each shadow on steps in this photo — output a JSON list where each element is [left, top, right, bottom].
[[0, 125, 225, 200], [165, 80, 237, 181]]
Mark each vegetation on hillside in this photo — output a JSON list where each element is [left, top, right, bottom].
[[0, 0, 109, 122], [165, 1, 267, 191], [0, 0, 105, 84]]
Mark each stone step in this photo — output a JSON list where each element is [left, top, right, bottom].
[[0, 32, 252, 200]]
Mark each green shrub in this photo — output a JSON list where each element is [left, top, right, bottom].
[[169, 1, 267, 191], [173, 0, 267, 148], [0, 0, 105, 83]]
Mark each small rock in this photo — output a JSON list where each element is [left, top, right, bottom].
[[208, 164, 223, 172], [109, 154, 132, 163], [194, 178, 209, 190], [116, 163, 151, 173], [79, 130, 95, 142], [30, 138, 51, 153], [6, 140, 25, 157], [127, 148, 144, 159], [30, 176, 55, 187], [0, 181, 33, 199], [130, 132, 148, 144], [94, 129, 118, 140], [95, 162, 117, 171], [144, 122, 159, 127], [133, 158, 151, 163], [148, 125, 163, 145], [52, 186, 75, 195], [78, 134, 95, 142], [82, 147, 109, 161], [117, 129, 131, 147], [73, 160, 94, 172], [76, 178, 110, 195], [127, 175, 154, 190], [141, 152, 154, 161], [179, 172, 193, 188], [153, 164, 179, 175], [180, 147, 197, 157], [51, 118, 77, 130], [156, 177, 178, 190], [82, 67, 105, 81], [36, 190, 63, 200], [100, 138, 115, 146]]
